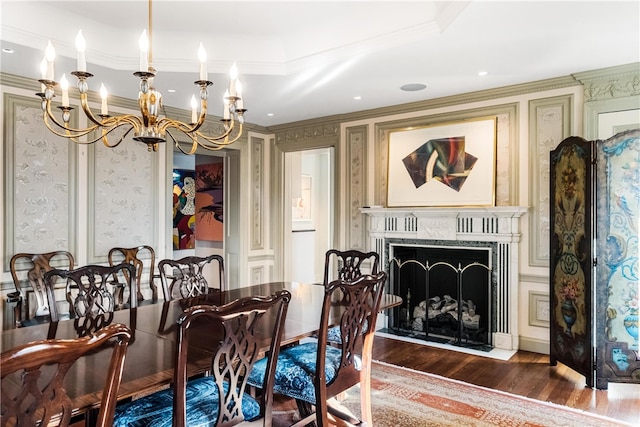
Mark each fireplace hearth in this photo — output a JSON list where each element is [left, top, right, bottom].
[[362, 206, 527, 352]]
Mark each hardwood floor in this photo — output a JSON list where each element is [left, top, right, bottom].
[[372, 336, 640, 425]]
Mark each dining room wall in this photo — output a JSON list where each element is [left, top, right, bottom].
[[1, 64, 638, 353]]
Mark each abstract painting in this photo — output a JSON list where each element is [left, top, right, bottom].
[[195, 160, 224, 242], [387, 117, 496, 207], [172, 169, 196, 250]]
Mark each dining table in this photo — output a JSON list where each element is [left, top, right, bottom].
[[0, 281, 402, 423]]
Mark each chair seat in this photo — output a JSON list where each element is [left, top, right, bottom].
[[247, 342, 345, 404], [113, 376, 260, 427], [326, 318, 369, 344]]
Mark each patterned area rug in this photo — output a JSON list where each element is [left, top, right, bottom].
[[272, 360, 633, 426]]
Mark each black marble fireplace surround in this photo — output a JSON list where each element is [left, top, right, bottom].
[[386, 240, 496, 351]]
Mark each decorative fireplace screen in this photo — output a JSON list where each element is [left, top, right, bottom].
[[387, 245, 492, 350]]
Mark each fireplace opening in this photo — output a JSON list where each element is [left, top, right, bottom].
[[385, 244, 492, 351]]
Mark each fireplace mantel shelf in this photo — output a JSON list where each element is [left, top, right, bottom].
[[361, 206, 528, 217]]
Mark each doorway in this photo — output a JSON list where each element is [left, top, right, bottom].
[[284, 147, 334, 283]]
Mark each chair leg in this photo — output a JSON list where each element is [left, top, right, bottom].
[[359, 338, 375, 425], [326, 398, 364, 427], [294, 400, 317, 427]]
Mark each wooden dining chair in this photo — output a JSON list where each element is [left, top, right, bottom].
[[108, 245, 158, 306], [158, 254, 225, 301], [0, 323, 132, 427], [113, 290, 291, 427], [247, 272, 387, 427], [8, 251, 75, 327], [323, 249, 380, 283], [323, 249, 379, 344], [44, 263, 137, 322]]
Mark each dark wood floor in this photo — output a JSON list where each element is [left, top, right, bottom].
[[372, 336, 640, 425]]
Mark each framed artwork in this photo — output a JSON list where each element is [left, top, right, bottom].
[[387, 117, 497, 207], [195, 160, 224, 242], [172, 169, 196, 250], [292, 175, 312, 221]]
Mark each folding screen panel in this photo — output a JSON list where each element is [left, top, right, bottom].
[[594, 129, 640, 388], [549, 136, 594, 386], [550, 129, 640, 389]]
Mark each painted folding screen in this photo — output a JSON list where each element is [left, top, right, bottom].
[[550, 129, 640, 389], [549, 136, 594, 387], [594, 128, 639, 389]]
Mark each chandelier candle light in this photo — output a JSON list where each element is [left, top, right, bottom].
[[35, 0, 246, 153]]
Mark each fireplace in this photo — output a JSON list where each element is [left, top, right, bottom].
[[362, 206, 527, 351], [390, 243, 493, 350]]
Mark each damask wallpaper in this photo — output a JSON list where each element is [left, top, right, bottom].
[[91, 130, 156, 260], [10, 100, 72, 255]]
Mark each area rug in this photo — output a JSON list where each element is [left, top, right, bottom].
[[272, 360, 634, 426]]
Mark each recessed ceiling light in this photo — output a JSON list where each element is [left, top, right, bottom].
[[2, 48, 14, 54], [478, 71, 488, 76], [353, 96, 362, 100], [400, 83, 426, 92], [167, 89, 176, 93], [267, 113, 274, 117]]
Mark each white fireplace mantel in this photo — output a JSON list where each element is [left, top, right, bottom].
[[362, 206, 528, 351]]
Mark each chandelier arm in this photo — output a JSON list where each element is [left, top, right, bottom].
[[167, 131, 200, 155], [42, 111, 98, 139], [42, 100, 101, 137], [100, 125, 135, 148], [78, 93, 143, 134], [72, 120, 136, 146]]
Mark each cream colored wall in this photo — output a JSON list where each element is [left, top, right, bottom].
[[2, 64, 639, 350], [266, 63, 640, 354]]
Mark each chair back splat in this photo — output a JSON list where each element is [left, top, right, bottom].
[[8, 251, 75, 326], [1, 323, 132, 427], [158, 254, 225, 300], [44, 263, 137, 322], [108, 245, 157, 305], [113, 290, 290, 427], [323, 249, 379, 282]]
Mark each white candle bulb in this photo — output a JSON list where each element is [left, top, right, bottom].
[[45, 41, 56, 81], [139, 30, 149, 72], [100, 83, 108, 115], [39, 57, 47, 79], [75, 30, 86, 72], [60, 74, 69, 107], [198, 43, 207, 81], [235, 79, 244, 110], [229, 62, 238, 97], [39, 57, 47, 91], [191, 95, 198, 123], [223, 90, 230, 120]]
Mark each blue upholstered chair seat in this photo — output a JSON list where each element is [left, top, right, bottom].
[[326, 319, 369, 344], [113, 376, 260, 427], [247, 342, 346, 404]]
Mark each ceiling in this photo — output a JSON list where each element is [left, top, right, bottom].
[[1, 1, 639, 127]]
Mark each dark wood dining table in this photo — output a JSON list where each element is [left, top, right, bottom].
[[0, 281, 402, 421]]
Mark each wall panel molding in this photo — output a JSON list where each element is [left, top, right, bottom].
[[87, 121, 158, 263], [374, 104, 519, 207], [250, 136, 265, 251], [3, 93, 77, 270], [528, 95, 573, 267], [345, 125, 367, 250]]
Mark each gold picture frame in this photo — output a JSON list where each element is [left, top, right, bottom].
[[387, 117, 497, 207]]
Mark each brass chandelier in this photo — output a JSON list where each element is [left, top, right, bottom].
[[36, 0, 246, 154]]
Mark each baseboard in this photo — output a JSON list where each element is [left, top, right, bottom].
[[519, 336, 550, 354]]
